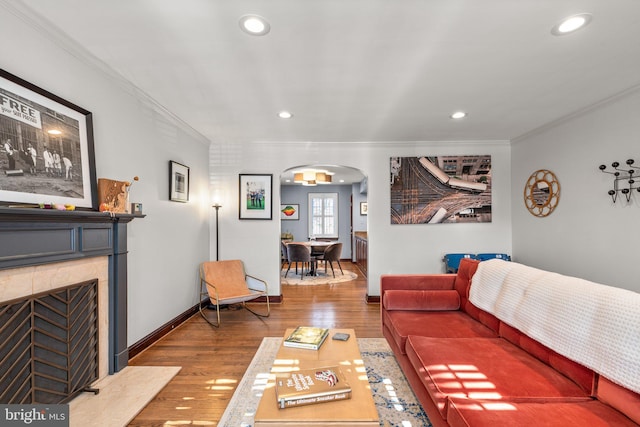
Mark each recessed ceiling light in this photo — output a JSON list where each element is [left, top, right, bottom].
[[450, 111, 467, 119], [278, 111, 293, 119], [239, 14, 270, 36], [551, 13, 592, 36]]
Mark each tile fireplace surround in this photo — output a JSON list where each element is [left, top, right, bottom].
[[0, 257, 109, 381], [0, 207, 142, 387]]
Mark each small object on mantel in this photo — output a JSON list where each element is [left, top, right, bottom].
[[7, 203, 40, 208], [131, 202, 143, 215], [98, 176, 139, 213], [26, 203, 76, 210]]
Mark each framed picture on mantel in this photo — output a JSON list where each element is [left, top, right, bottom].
[[0, 69, 98, 209]]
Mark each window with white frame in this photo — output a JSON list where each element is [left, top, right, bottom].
[[308, 193, 338, 238]]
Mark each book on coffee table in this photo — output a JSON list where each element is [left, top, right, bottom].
[[275, 366, 352, 409], [283, 326, 329, 350]]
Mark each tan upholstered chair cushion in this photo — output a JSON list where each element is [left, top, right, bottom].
[[201, 260, 254, 301]]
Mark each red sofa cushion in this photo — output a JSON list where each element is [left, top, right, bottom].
[[447, 397, 639, 427], [499, 322, 594, 394], [463, 301, 501, 333], [383, 289, 460, 311], [381, 273, 457, 291], [406, 336, 591, 419], [597, 377, 640, 425], [453, 258, 480, 306], [454, 259, 501, 333], [383, 310, 496, 355]]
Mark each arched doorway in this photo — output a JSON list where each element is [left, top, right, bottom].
[[279, 164, 368, 285]]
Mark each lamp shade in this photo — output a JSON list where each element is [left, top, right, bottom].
[[293, 170, 333, 186], [316, 173, 332, 184]]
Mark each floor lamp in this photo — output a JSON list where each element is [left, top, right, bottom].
[[213, 203, 221, 260]]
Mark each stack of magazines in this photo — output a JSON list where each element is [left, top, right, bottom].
[[283, 326, 329, 350]]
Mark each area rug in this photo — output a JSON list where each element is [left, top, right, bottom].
[[280, 269, 358, 285], [218, 337, 430, 427]]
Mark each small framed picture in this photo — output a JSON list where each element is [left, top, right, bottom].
[[280, 204, 299, 220], [239, 174, 272, 220], [360, 202, 368, 215], [169, 161, 189, 202]]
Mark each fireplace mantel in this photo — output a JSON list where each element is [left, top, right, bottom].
[[0, 207, 144, 374]]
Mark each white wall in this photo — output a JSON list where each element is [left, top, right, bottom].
[[1, 5, 211, 345], [511, 89, 640, 293], [210, 141, 512, 297]]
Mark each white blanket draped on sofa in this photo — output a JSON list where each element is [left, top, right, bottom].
[[469, 259, 640, 394]]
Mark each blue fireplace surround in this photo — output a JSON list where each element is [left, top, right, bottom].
[[0, 207, 143, 374]]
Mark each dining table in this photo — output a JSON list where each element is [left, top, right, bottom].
[[284, 240, 334, 275]]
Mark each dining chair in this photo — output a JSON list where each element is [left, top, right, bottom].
[[318, 242, 343, 277], [285, 243, 314, 279], [280, 241, 290, 272]]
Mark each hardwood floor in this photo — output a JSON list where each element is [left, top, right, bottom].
[[128, 261, 382, 426]]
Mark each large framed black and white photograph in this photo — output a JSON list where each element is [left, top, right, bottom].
[[169, 160, 189, 202], [239, 173, 272, 220], [0, 69, 97, 209]]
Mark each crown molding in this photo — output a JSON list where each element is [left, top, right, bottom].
[[1, 0, 210, 146], [242, 140, 511, 149], [512, 84, 640, 144]]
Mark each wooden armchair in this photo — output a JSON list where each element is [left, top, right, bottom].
[[199, 260, 270, 327]]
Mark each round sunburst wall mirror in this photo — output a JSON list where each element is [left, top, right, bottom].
[[524, 169, 560, 217]]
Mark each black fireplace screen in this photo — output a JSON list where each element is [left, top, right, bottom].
[[0, 279, 99, 404]]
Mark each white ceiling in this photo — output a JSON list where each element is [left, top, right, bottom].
[[14, 1, 640, 148]]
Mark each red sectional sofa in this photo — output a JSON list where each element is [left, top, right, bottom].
[[381, 258, 640, 427]]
